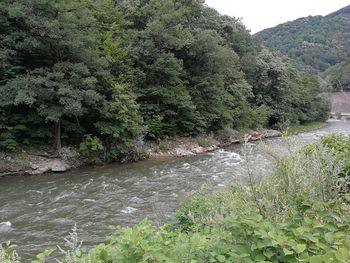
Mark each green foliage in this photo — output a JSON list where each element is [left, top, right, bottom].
[[219, 201, 350, 263], [32, 248, 55, 263], [255, 5, 350, 92], [80, 135, 104, 152], [79, 135, 104, 164], [175, 193, 227, 231], [0, 0, 142, 156], [0, 131, 17, 152], [105, 205, 350, 263], [31, 203, 350, 263], [249, 49, 329, 127], [303, 135, 350, 186], [0, 0, 329, 157], [321, 62, 350, 91], [0, 242, 21, 263], [288, 71, 330, 123], [235, 104, 271, 129], [283, 121, 325, 136], [94, 82, 143, 160], [320, 135, 350, 177]]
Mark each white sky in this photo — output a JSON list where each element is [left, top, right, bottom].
[[205, 0, 350, 33]]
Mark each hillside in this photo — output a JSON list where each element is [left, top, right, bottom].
[[254, 5, 350, 72]]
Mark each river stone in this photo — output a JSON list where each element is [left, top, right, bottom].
[[49, 159, 71, 172], [0, 222, 13, 233], [192, 147, 204, 154], [30, 159, 71, 174], [173, 148, 196, 157]]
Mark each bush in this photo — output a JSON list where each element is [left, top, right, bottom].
[[219, 201, 350, 263], [26, 201, 350, 263], [79, 135, 104, 163], [235, 104, 272, 130], [0, 131, 17, 152], [0, 242, 21, 263], [175, 193, 228, 231]]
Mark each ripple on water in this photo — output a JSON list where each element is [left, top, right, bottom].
[[120, 207, 137, 214]]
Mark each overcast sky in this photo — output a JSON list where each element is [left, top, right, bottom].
[[205, 0, 350, 33]]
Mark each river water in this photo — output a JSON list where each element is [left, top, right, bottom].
[[1, 120, 350, 261]]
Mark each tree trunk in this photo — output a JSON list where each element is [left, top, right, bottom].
[[54, 120, 62, 152]]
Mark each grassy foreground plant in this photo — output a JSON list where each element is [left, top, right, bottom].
[[0, 242, 21, 263]]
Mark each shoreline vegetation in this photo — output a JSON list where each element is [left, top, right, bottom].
[[0, 128, 282, 178], [0, 121, 328, 178], [284, 121, 327, 136], [2, 134, 350, 262]]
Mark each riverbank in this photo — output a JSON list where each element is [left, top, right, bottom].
[[0, 147, 81, 177], [0, 121, 335, 178], [284, 121, 327, 135], [147, 129, 282, 159], [0, 129, 282, 178]]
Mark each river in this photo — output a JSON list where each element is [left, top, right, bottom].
[[1, 120, 350, 261]]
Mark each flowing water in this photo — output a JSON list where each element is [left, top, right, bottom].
[[1, 120, 350, 261]]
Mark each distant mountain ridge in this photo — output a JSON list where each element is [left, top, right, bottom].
[[328, 4, 350, 17], [254, 5, 350, 73]]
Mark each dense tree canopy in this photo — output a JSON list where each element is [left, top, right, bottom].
[[0, 0, 329, 159], [321, 61, 350, 91]]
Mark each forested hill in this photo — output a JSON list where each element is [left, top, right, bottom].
[[254, 5, 350, 72], [0, 0, 329, 161], [328, 4, 350, 17]]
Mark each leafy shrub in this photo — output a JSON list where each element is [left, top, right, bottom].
[[0, 131, 17, 152], [219, 201, 350, 263], [79, 135, 104, 163], [235, 104, 272, 130], [251, 105, 272, 129], [0, 242, 21, 263], [26, 201, 350, 263], [0, 112, 53, 150], [175, 193, 228, 231]]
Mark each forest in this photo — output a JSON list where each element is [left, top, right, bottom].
[[0, 0, 329, 161], [255, 5, 350, 91]]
